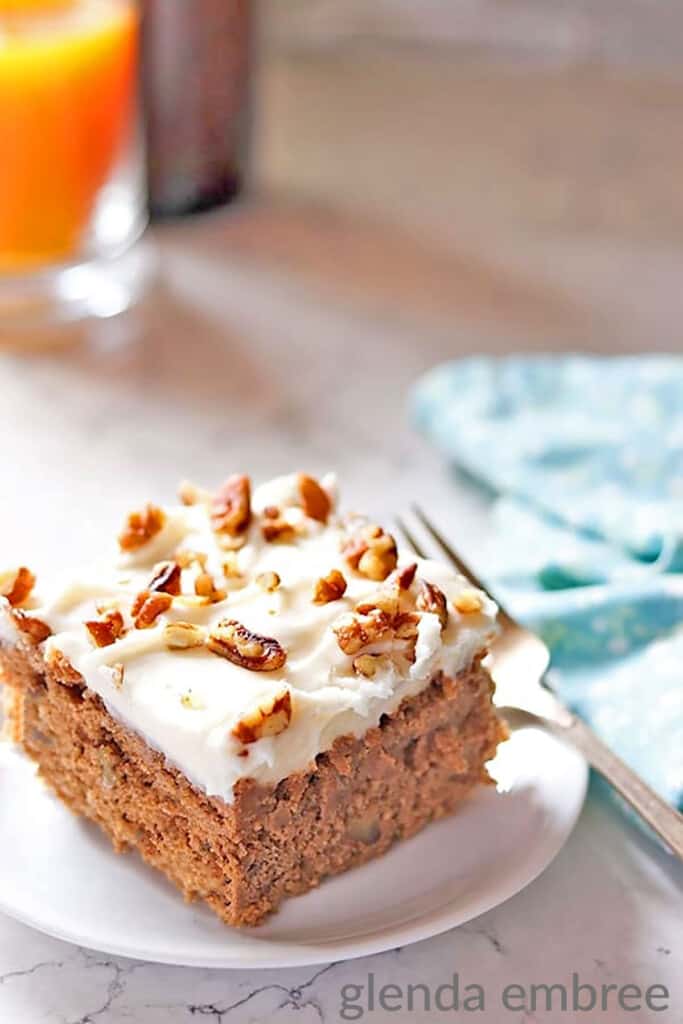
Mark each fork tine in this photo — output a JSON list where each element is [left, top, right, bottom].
[[411, 503, 513, 624], [394, 515, 428, 559]]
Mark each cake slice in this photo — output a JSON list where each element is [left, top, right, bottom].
[[0, 473, 507, 926]]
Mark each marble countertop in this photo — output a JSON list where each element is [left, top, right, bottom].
[[1, 43, 682, 1023]]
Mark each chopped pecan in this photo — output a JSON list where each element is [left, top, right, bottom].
[[222, 553, 242, 579], [175, 549, 208, 570], [134, 592, 173, 629], [194, 572, 227, 602], [211, 474, 251, 537], [356, 588, 399, 619], [148, 560, 182, 596], [261, 517, 297, 543], [163, 621, 206, 650], [207, 619, 287, 672], [416, 580, 449, 631], [353, 653, 389, 678], [394, 611, 420, 639], [341, 523, 382, 570], [453, 588, 484, 614], [312, 569, 347, 605], [232, 690, 292, 744], [0, 567, 36, 608], [262, 505, 280, 519], [178, 480, 211, 506], [358, 533, 398, 581], [395, 562, 418, 590], [256, 571, 281, 593], [298, 473, 331, 523], [11, 609, 51, 643], [85, 610, 126, 648], [342, 524, 398, 581], [118, 504, 166, 552], [333, 608, 392, 655]]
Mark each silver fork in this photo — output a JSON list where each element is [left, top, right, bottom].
[[396, 505, 683, 861]]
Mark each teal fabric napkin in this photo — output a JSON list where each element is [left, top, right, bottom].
[[413, 355, 683, 810]]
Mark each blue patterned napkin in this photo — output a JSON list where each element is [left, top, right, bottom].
[[414, 355, 683, 810]]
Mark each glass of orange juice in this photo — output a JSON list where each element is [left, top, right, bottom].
[[0, 0, 147, 331]]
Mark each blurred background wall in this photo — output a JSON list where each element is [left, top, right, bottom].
[[265, 0, 682, 69], [249, 0, 682, 353]]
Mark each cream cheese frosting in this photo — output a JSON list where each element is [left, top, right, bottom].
[[0, 473, 497, 802]]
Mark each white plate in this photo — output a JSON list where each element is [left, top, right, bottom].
[[0, 726, 586, 968]]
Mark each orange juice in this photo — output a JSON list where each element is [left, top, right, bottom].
[[0, 0, 138, 270]]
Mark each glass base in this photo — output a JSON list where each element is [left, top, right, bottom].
[[0, 241, 155, 343]]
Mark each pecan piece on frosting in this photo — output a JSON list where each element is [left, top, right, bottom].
[[232, 690, 292, 744], [333, 608, 392, 655], [85, 610, 126, 648], [163, 621, 205, 650], [394, 562, 418, 591], [261, 514, 297, 544], [312, 568, 347, 605], [453, 588, 484, 614], [342, 524, 398, 582], [210, 474, 251, 537], [11, 608, 52, 643], [118, 504, 166, 552], [256, 571, 281, 593], [416, 580, 449, 631], [0, 567, 36, 608], [353, 653, 389, 678], [298, 473, 331, 523], [178, 480, 212, 506], [207, 618, 287, 672], [133, 591, 173, 629], [148, 560, 182, 596], [194, 571, 227, 603]]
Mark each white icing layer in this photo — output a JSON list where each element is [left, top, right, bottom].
[[1, 474, 497, 802]]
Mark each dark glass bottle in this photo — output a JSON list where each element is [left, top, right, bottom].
[[141, 0, 252, 218]]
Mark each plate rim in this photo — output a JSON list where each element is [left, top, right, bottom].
[[0, 730, 588, 969]]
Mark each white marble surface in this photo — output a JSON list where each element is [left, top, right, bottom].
[[1, 233, 682, 1022]]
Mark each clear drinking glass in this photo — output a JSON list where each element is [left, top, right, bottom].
[[0, 0, 147, 333]]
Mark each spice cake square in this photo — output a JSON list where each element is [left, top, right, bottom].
[[0, 473, 506, 926]]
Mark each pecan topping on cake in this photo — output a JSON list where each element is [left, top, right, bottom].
[[333, 608, 393, 655], [453, 589, 484, 614], [342, 524, 398, 581], [85, 610, 126, 648], [261, 515, 297, 543], [148, 560, 182, 596], [298, 473, 331, 523], [178, 480, 212, 506], [11, 608, 52, 643], [163, 622, 205, 650], [211, 474, 251, 537], [256, 571, 281, 593], [312, 568, 347, 604], [133, 592, 173, 629], [118, 504, 166, 552], [416, 580, 449, 631], [232, 690, 292, 744], [394, 611, 420, 639], [353, 653, 389, 678], [356, 588, 400, 619], [0, 567, 36, 607], [208, 619, 287, 672], [194, 572, 227, 603], [395, 562, 418, 591]]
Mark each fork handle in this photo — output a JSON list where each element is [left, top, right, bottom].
[[552, 712, 683, 858]]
